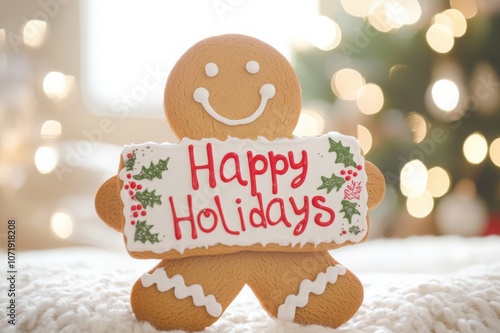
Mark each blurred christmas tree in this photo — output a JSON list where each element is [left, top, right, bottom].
[[294, 0, 500, 236]]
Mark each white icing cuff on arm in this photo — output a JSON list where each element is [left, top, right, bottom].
[[141, 268, 223, 317], [277, 264, 346, 322]]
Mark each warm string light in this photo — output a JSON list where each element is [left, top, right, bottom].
[[303, 16, 342, 51], [50, 211, 74, 239], [490, 138, 500, 167], [340, 0, 422, 31], [406, 112, 427, 143], [331, 68, 384, 115], [43, 71, 75, 99], [0, 29, 5, 47], [431, 79, 460, 112], [400, 160, 428, 198], [41, 120, 62, 139], [463, 132, 488, 164], [34, 146, 59, 174], [450, 0, 477, 19], [426, 7, 467, 54], [293, 109, 325, 137], [400, 160, 452, 218], [22, 20, 48, 48], [357, 125, 373, 154]]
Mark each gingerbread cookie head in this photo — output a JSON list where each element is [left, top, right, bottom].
[[164, 34, 301, 141]]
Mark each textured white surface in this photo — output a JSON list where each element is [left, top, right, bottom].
[[2, 236, 500, 333]]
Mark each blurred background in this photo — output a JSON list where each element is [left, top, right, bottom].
[[0, 0, 499, 251]]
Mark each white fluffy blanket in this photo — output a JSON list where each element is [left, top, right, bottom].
[[3, 236, 500, 333]]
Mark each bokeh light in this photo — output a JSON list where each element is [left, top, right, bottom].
[[489, 138, 500, 167], [293, 109, 325, 136], [426, 167, 451, 198], [357, 124, 373, 154], [433, 13, 454, 34], [0, 29, 5, 47], [463, 132, 488, 164], [356, 83, 384, 115], [50, 211, 74, 239], [406, 112, 427, 143], [431, 79, 459, 112], [331, 68, 365, 101], [426, 23, 454, 53], [43, 72, 75, 99], [41, 120, 62, 139], [400, 159, 428, 198], [23, 20, 48, 48], [34, 146, 59, 174], [450, 0, 477, 19], [406, 191, 434, 218], [441, 9, 467, 37], [304, 16, 342, 51]]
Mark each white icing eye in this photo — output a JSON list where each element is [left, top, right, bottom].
[[246, 60, 260, 74], [205, 63, 218, 77]]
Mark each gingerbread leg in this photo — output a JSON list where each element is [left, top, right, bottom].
[[246, 251, 363, 328], [131, 253, 246, 331]]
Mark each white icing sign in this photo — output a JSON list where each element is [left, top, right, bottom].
[[119, 132, 368, 254]]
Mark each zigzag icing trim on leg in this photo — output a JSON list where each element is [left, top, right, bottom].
[[277, 264, 346, 321], [141, 268, 223, 317]]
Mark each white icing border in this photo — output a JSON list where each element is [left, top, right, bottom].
[[141, 268, 223, 317], [276, 264, 346, 321]]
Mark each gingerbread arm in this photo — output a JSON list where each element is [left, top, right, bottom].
[[365, 161, 385, 209], [95, 159, 125, 232]]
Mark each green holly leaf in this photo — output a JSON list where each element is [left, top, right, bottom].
[[328, 138, 357, 168], [135, 189, 162, 209], [125, 151, 136, 171], [340, 199, 360, 224], [134, 220, 159, 244], [317, 173, 346, 194], [133, 157, 169, 181], [349, 225, 361, 235]]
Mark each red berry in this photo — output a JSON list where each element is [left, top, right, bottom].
[[141, 211, 147, 216], [129, 190, 133, 195], [133, 212, 138, 218], [346, 176, 351, 181], [353, 172, 358, 177], [137, 204, 142, 210], [342, 230, 347, 235], [130, 182, 136, 189], [124, 185, 129, 189], [131, 196, 135, 200], [348, 170, 353, 175], [236, 198, 241, 204], [131, 220, 135, 225], [127, 153, 132, 159], [127, 174, 132, 179], [357, 165, 363, 170], [137, 184, 142, 190], [131, 205, 137, 211], [340, 170, 346, 175]]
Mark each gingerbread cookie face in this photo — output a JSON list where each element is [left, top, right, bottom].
[[164, 34, 301, 141]]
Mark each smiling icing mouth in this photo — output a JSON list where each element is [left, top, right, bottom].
[[193, 84, 276, 126]]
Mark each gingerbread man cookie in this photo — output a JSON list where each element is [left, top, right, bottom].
[[95, 34, 385, 331]]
